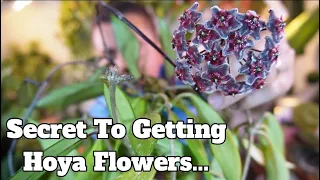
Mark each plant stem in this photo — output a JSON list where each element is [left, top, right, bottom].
[[108, 79, 135, 156], [241, 110, 254, 180], [241, 111, 265, 180]]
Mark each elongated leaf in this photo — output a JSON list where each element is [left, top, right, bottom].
[[261, 112, 285, 155], [156, 138, 184, 157], [286, 7, 319, 54], [77, 139, 105, 180], [130, 97, 148, 118], [158, 18, 175, 78], [111, 15, 140, 79], [103, 84, 136, 129], [37, 81, 103, 108], [9, 129, 95, 180], [114, 167, 156, 180], [171, 106, 211, 180], [259, 135, 290, 180], [128, 112, 161, 156], [173, 93, 241, 180]]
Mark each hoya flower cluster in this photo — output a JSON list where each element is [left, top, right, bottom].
[[172, 2, 286, 96]]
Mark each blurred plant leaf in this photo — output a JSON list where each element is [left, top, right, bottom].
[[156, 138, 184, 156], [130, 97, 148, 118], [293, 103, 319, 146], [259, 134, 290, 180], [10, 128, 94, 180], [261, 112, 285, 155], [242, 138, 295, 169], [37, 81, 103, 109], [128, 112, 161, 156], [111, 15, 140, 79], [286, 7, 319, 54], [103, 84, 136, 129], [76, 139, 105, 180], [114, 167, 156, 180], [173, 93, 241, 180], [210, 158, 226, 180], [158, 18, 175, 78]]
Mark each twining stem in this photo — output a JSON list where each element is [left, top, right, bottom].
[[241, 111, 265, 180]]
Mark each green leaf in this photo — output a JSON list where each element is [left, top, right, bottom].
[[173, 93, 241, 180], [286, 7, 319, 54], [103, 84, 136, 129], [114, 167, 156, 180], [9, 129, 95, 180], [261, 112, 285, 155], [158, 18, 175, 78], [156, 138, 184, 156], [37, 81, 103, 109], [259, 135, 290, 180], [128, 112, 161, 156], [88, 68, 105, 82], [130, 97, 148, 118], [171, 109, 211, 180], [210, 158, 226, 180], [76, 139, 105, 180], [111, 15, 140, 79]]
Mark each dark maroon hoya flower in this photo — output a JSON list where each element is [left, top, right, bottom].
[[185, 45, 203, 66], [217, 77, 250, 96], [266, 9, 286, 43], [192, 72, 214, 93], [260, 36, 280, 68], [239, 51, 268, 78], [202, 64, 231, 85], [193, 24, 220, 51], [172, 30, 188, 58], [203, 44, 227, 66], [224, 31, 254, 59], [237, 10, 266, 40], [205, 6, 242, 39], [172, 2, 285, 96], [179, 2, 202, 33], [175, 60, 195, 86]]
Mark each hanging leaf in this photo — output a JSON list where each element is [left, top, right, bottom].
[[114, 167, 156, 180], [37, 81, 103, 109], [103, 84, 136, 130], [111, 15, 140, 79], [173, 93, 241, 180], [261, 112, 285, 155], [128, 112, 161, 156], [9, 129, 95, 180], [76, 139, 105, 180], [286, 7, 319, 54], [158, 18, 175, 78], [259, 135, 290, 180]]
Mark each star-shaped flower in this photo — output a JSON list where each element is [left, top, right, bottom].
[[260, 36, 280, 69], [216, 77, 251, 96], [250, 77, 266, 90], [192, 24, 220, 51], [179, 2, 202, 33], [202, 63, 231, 85], [237, 10, 266, 40], [266, 9, 286, 43], [239, 51, 269, 78], [175, 60, 195, 85], [203, 44, 227, 66], [172, 30, 188, 59], [184, 45, 203, 66], [205, 6, 242, 39], [192, 71, 214, 93], [224, 31, 254, 59]]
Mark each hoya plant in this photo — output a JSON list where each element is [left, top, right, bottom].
[[7, 2, 292, 180]]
